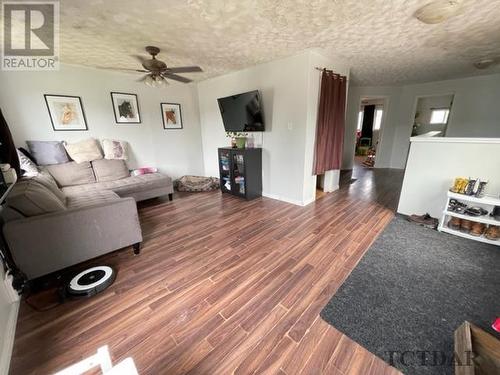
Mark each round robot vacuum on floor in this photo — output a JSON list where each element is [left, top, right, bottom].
[[67, 266, 116, 297]]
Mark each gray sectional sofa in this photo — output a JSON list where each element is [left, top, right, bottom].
[[2, 159, 173, 280]]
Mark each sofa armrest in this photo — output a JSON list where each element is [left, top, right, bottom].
[[3, 197, 143, 279]]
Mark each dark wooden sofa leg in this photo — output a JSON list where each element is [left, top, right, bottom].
[[133, 242, 141, 255], [168, 193, 173, 201]]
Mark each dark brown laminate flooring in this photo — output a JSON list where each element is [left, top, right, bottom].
[[10, 166, 405, 374]]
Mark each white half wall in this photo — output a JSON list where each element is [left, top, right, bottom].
[[397, 137, 500, 218], [0, 64, 204, 178], [344, 73, 500, 170]]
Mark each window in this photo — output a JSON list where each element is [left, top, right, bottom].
[[373, 108, 383, 130], [430, 108, 450, 124], [357, 110, 364, 130]]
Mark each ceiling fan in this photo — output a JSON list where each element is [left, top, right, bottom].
[[108, 46, 203, 87]]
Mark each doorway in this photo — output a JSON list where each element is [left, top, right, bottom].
[[355, 97, 387, 168]]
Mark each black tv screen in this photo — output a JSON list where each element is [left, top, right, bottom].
[[217, 90, 265, 132]]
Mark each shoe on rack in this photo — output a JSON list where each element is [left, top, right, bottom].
[[448, 217, 461, 230], [484, 225, 499, 241], [470, 222, 486, 237], [460, 219, 473, 234]]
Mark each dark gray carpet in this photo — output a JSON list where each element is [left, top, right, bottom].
[[320, 216, 500, 375]]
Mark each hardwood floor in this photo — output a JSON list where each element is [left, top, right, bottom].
[[10, 167, 404, 375]]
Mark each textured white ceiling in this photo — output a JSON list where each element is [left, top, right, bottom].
[[54, 0, 500, 85]]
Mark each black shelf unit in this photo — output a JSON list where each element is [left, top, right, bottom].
[[218, 148, 262, 200]]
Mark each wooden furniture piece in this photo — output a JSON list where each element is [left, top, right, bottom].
[[218, 147, 262, 200], [454, 321, 500, 375], [438, 191, 500, 246]]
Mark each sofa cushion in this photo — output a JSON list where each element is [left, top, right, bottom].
[[44, 161, 96, 187], [102, 139, 128, 160], [6, 178, 66, 217], [91, 159, 129, 182], [64, 138, 103, 163], [34, 170, 67, 202], [62, 173, 172, 197], [66, 189, 120, 209], [26, 140, 70, 165]]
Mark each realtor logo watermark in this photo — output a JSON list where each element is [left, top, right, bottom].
[[1, 1, 59, 70]]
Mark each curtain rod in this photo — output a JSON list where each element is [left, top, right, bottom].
[[314, 67, 348, 80]]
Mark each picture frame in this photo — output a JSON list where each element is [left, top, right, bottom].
[[111, 92, 141, 124], [161, 103, 183, 130], [44, 94, 88, 131]]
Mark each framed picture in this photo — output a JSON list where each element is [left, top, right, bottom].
[[111, 92, 141, 124], [44, 95, 88, 131], [161, 103, 183, 129]]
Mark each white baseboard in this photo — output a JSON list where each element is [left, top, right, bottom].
[[262, 192, 307, 206], [0, 301, 19, 375], [324, 184, 339, 193]]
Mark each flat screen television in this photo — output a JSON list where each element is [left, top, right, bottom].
[[217, 90, 265, 132]]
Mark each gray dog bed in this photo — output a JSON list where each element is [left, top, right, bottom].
[[174, 175, 220, 192]]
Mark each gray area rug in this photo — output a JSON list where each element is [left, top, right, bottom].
[[320, 216, 500, 375]]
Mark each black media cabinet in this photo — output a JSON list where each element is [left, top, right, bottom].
[[218, 147, 262, 200]]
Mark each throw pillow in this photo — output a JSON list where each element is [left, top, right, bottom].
[[44, 161, 96, 187], [102, 139, 128, 160], [91, 159, 129, 182], [16, 149, 38, 177], [26, 141, 70, 165], [64, 138, 103, 163]]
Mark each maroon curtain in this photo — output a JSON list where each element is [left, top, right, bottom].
[[313, 71, 347, 175]]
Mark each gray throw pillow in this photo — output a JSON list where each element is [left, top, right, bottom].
[[91, 159, 129, 182], [26, 141, 70, 165], [44, 161, 96, 187]]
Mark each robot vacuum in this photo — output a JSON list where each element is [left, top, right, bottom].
[[66, 266, 116, 298]]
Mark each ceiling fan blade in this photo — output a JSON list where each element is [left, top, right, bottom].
[[163, 73, 192, 83], [167, 66, 203, 73], [97, 66, 148, 73], [137, 74, 149, 82]]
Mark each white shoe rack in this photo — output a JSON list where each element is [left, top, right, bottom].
[[438, 191, 500, 246]]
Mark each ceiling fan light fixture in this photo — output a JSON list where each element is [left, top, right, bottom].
[[414, 0, 462, 24], [145, 74, 167, 88]]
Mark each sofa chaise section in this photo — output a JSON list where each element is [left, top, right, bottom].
[[2, 172, 142, 280], [61, 172, 174, 202]]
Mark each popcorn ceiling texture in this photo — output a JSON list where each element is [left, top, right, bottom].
[[50, 0, 500, 84]]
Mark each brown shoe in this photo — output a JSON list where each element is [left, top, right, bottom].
[[448, 217, 461, 230], [460, 219, 473, 233], [484, 225, 499, 241], [470, 222, 486, 236]]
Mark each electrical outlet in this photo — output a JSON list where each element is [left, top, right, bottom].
[[287, 122, 293, 130]]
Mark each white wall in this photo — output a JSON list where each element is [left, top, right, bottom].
[[398, 137, 500, 218], [344, 73, 500, 170], [0, 64, 204, 178], [197, 51, 349, 205], [197, 52, 309, 204]]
